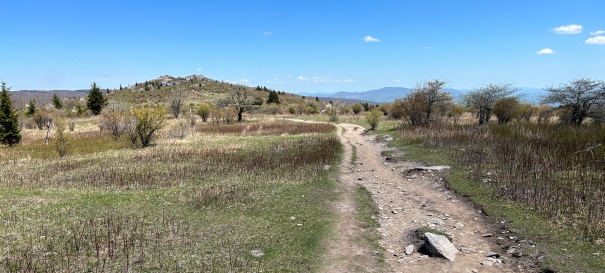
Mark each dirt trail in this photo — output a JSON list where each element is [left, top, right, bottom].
[[320, 122, 519, 273]]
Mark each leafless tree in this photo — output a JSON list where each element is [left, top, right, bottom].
[[219, 86, 261, 122], [169, 87, 186, 118], [541, 78, 605, 126], [464, 83, 517, 125]]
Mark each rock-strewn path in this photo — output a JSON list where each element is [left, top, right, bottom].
[[320, 122, 520, 273]]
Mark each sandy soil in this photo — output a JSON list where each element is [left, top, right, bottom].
[[320, 122, 522, 273]]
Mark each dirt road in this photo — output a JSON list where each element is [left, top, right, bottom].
[[320, 122, 519, 273]]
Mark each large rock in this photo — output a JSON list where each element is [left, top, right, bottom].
[[423, 233, 459, 261]]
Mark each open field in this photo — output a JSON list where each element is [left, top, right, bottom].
[[0, 118, 341, 272]]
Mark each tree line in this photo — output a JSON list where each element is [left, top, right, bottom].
[[389, 78, 605, 127]]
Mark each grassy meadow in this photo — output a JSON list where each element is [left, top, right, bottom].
[[0, 118, 341, 272]]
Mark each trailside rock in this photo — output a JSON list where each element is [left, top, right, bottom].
[[405, 244, 415, 255], [423, 233, 459, 261]]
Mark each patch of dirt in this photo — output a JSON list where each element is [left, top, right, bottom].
[[320, 122, 528, 273]]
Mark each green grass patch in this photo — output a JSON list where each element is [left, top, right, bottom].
[[353, 186, 383, 257]]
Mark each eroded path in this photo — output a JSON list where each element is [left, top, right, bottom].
[[320, 122, 519, 273]]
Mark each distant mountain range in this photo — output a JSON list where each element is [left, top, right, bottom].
[[299, 87, 548, 104]]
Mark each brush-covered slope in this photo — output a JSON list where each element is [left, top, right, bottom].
[[107, 75, 307, 106]]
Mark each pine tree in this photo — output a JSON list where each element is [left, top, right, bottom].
[[0, 82, 22, 146], [52, 93, 63, 109], [25, 99, 37, 117], [267, 91, 281, 104], [86, 82, 107, 115]]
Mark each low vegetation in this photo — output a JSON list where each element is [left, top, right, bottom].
[[3, 75, 605, 272], [0, 119, 341, 272]]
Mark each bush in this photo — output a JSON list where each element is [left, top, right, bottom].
[[32, 108, 56, 130], [197, 103, 212, 122], [130, 106, 166, 147], [288, 106, 296, 115], [54, 122, 71, 158], [365, 109, 382, 130], [352, 103, 363, 114], [338, 106, 350, 115], [168, 118, 189, 139], [100, 101, 129, 140], [328, 109, 339, 123]]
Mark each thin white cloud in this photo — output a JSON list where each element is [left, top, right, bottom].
[[263, 31, 273, 36], [585, 36, 605, 45], [551, 24, 583, 34], [363, 35, 380, 42], [266, 78, 285, 84], [297, 76, 353, 83], [590, 30, 605, 36], [240, 79, 250, 83], [195, 68, 202, 71], [536, 48, 555, 54]]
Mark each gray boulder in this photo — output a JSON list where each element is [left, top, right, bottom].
[[423, 233, 459, 261]]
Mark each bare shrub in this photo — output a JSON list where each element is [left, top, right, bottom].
[[168, 118, 189, 139], [100, 101, 129, 140], [54, 122, 71, 158]]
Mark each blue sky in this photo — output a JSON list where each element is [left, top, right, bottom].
[[1, 0, 604, 93]]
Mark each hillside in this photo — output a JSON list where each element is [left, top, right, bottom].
[[107, 75, 312, 107]]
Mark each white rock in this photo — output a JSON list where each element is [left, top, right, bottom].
[[423, 233, 459, 261], [405, 245, 414, 255]]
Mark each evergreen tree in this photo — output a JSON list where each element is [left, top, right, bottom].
[[315, 96, 320, 102], [52, 93, 63, 109], [267, 90, 281, 104], [86, 82, 107, 115], [25, 99, 37, 117], [0, 82, 22, 146]]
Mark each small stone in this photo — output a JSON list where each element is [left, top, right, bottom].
[[454, 223, 465, 229], [428, 218, 446, 226], [460, 246, 477, 253], [397, 258, 408, 263], [250, 249, 264, 257], [486, 251, 501, 258], [405, 245, 414, 255], [481, 233, 493, 237], [481, 260, 493, 266], [289, 216, 296, 221]]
